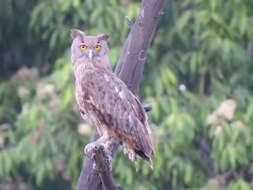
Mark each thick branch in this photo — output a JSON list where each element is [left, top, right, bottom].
[[93, 146, 120, 190], [115, 0, 165, 93], [76, 0, 165, 190]]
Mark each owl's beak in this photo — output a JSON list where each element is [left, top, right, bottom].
[[88, 49, 93, 60]]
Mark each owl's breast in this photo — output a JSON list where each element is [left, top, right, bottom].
[[75, 81, 87, 113], [75, 78, 96, 109]]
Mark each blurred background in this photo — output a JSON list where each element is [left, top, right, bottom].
[[1, 0, 253, 189]]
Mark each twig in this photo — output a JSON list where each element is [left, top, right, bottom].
[[143, 104, 152, 112], [125, 16, 134, 27]]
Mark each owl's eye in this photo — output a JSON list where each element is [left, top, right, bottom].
[[80, 45, 88, 50], [93, 45, 101, 51]]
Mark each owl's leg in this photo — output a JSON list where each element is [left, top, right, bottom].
[[84, 134, 111, 156]]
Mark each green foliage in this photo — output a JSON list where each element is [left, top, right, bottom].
[[1, 0, 253, 189]]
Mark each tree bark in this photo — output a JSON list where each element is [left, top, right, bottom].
[[76, 0, 165, 189], [115, 0, 165, 93]]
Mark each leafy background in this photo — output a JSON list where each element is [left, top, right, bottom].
[[1, 0, 253, 189]]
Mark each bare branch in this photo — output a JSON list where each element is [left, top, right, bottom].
[[76, 0, 165, 189]]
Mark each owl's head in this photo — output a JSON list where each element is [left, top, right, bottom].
[[70, 29, 110, 64]]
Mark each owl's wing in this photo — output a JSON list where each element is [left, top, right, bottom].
[[81, 69, 154, 162]]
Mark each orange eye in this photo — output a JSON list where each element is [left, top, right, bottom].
[[80, 45, 88, 50], [93, 45, 101, 51]]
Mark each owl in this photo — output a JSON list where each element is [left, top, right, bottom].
[[70, 29, 154, 166]]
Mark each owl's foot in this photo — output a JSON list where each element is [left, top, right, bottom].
[[84, 142, 97, 157], [84, 143, 113, 171]]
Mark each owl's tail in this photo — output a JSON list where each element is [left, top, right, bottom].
[[137, 122, 154, 168], [135, 149, 154, 168]]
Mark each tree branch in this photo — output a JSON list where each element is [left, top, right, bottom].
[[93, 146, 121, 190], [115, 0, 166, 93], [76, 0, 165, 190]]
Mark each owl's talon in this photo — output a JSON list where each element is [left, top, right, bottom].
[[84, 143, 97, 158], [92, 162, 98, 170], [84, 143, 113, 171]]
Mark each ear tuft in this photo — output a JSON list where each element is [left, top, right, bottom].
[[97, 33, 110, 41], [70, 29, 85, 39]]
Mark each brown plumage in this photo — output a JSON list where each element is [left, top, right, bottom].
[[70, 29, 154, 165]]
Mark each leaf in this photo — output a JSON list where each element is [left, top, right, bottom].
[[72, 0, 80, 8], [210, 0, 219, 10], [90, 5, 103, 24], [184, 164, 192, 183], [176, 11, 192, 32], [49, 31, 58, 49]]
